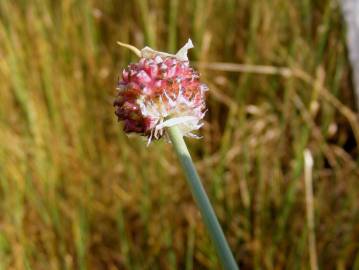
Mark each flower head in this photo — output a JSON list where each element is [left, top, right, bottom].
[[114, 39, 208, 144]]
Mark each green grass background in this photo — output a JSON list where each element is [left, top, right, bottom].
[[0, 0, 358, 269]]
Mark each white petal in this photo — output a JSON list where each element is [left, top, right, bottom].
[[156, 116, 198, 129], [141, 38, 194, 61], [141, 47, 176, 59], [186, 133, 202, 139], [118, 39, 194, 62], [175, 39, 194, 61]]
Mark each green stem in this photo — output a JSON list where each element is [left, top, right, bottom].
[[167, 126, 239, 270]]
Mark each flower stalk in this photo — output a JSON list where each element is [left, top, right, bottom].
[[115, 39, 238, 269], [167, 125, 239, 270]]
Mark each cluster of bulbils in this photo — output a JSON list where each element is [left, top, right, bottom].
[[114, 39, 208, 144]]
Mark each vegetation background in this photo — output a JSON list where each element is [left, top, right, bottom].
[[0, 0, 359, 269]]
